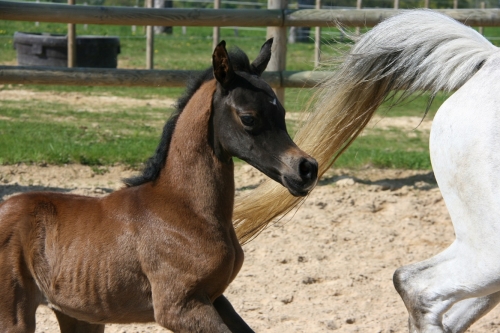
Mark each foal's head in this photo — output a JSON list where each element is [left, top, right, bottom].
[[211, 39, 318, 197]]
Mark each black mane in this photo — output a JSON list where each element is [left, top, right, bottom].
[[124, 47, 252, 187]]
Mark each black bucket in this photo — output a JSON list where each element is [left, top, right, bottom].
[[13, 32, 121, 68]]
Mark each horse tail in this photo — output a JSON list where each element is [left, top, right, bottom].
[[233, 9, 499, 244]]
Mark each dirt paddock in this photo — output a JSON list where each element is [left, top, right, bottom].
[[1, 164, 500, 333]]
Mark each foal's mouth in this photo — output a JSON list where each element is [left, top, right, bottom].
[[282, 175, 317, 197]]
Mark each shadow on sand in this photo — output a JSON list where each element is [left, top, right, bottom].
[[318, 171, 437, 191]]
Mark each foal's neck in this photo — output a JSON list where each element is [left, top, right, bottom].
[[158, 80, 234, 223]]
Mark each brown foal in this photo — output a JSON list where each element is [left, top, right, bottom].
[[0, 39, 318, 333]]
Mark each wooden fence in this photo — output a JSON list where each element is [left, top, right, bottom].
[[0, 66, 328, 88], [1, 0, 500, 100], [2, 1, 500, 27]]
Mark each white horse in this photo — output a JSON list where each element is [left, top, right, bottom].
[[233, 10, 500, 332]]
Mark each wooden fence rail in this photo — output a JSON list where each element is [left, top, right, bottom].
[[1, 1, 500, 27], [0, 66, 328, 88], [1, 1, 500, 94], [288, 8, 500, 27], [0, 1, 282, 26]]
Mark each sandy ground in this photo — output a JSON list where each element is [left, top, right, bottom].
[[2, 88, 499, 332], [1, 164, 500, 333], [0, 88, 177, 112]]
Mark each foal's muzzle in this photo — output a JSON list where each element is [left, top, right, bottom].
[[282, 156, 318, 197]]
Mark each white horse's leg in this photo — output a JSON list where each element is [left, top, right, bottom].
[[394, 56, 500, 333], [394, 242, 500, 332], [442, 292, 500, 333]]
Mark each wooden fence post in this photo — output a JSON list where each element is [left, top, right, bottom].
[[314, 0, 321, 67], [67, 0, 76, 68], [266, 0, 287, 103], [146, 0, 154, 69], [212, 0, 221, 51], [394, 0, 399, 10], [453, 0, 458, 9], [424, 0, 429, 8]]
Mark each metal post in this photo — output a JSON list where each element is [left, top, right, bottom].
[[132, 0, 138, 34], [67, 0, 76, 68], [35, 0, 39, 26], [314, 0, 321, 67], [479, 2, 485, 35], [132, 5, 137, 34], [212, 0, 221, 51], [83, 2, 88, 30], [355, 0, 362, 35], [146, 0, 154, 69], [266, 0, 287, 103]]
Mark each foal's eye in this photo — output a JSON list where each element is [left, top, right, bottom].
[[240, 116, 255, 127]]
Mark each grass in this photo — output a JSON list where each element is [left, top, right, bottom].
[[376, 91, 451, 118], [0, 98, 173, 165], [0, 120, 157, 165], [1, 18, 491, 170], [0, 86, 435, 169], [335, 128, 431, 169]]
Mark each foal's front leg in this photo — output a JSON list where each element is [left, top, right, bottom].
[[213, 295, 254, 333], [53, 310, 105, 333], [152, 288, 231, 333]]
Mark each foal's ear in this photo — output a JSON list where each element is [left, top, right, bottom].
[[251, 38, 273, 76], [212, 40, 235, 87]]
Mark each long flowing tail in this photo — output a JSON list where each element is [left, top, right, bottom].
[[234, 9, 499, 244]]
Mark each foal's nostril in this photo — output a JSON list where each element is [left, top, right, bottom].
[[298, 158, 318, 181]]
